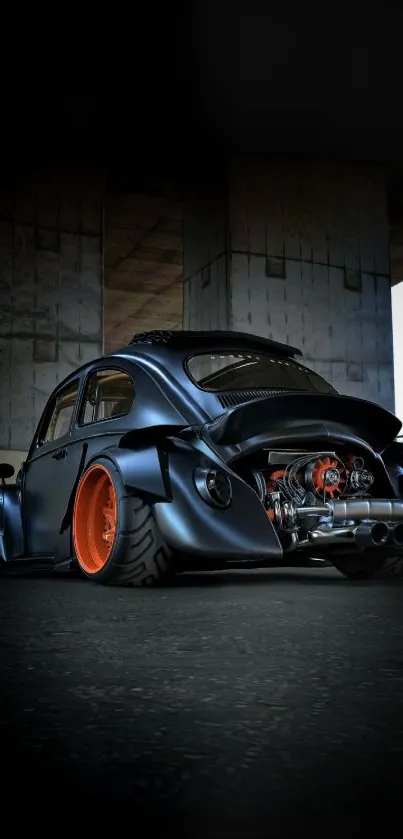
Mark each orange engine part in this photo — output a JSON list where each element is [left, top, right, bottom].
[[266, 469, 286, 492], [266, 457, 347, 502], [310, 456, 345, 499]]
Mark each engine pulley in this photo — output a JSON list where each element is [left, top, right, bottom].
[[348, 468, 374, 492]]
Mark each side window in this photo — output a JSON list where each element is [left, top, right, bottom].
[[78, 368, 135, 425], [40, 381, 79, 445]]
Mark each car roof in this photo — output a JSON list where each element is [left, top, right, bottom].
[[53, 329, 303, 396]]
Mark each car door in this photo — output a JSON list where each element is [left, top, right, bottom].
[[22, 377, 83, 560], [45, 363, 137, 553]]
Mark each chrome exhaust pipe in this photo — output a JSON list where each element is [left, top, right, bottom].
[[355, 521, 389, 548], [331, 500, 403, 523], [389, 522, 403, 547], [288, 499, 403, 530], [308, 520, 390, 548], [308, 526, 356, 545]]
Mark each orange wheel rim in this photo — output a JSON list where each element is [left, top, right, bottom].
[[73, 464, 117, 574]]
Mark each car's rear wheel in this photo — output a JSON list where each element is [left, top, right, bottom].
[[72, 457, 173, 586], [374, 555, 403, 578], [332, 555, 385, 580]]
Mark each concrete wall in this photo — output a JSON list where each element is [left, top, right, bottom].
[[183, 171, 228, 331], [0, 165, 103, 451], [184, 161, 394, 411], [0, 449, 27, 482]]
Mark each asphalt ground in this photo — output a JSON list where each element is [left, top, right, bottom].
[[1, 566, 403, 837]]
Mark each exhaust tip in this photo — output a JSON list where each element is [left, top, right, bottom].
[[354, 521, 389, 548], [370, 521, 389, 546], [392, 523, 403, 547]]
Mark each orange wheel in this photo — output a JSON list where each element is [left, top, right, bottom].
[[73, 464, 118, 574], [72, 457, 173, 586]]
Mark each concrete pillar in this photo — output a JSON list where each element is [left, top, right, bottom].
[[0, 164, 103, 452], [183, 161, 394, 412]]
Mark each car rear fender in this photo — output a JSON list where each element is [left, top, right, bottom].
[[87, 444, 170, 502], [62, 439, 173, 540], [76, 438, 282, 561], [152, 442, 283, 561]]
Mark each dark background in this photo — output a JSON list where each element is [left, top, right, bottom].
[[4, 3, 402, 216], [3, 3, 403, 166]]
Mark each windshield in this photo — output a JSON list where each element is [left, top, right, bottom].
[[186, 351, 336, 394]]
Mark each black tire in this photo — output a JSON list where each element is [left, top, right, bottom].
[[374, 556, 403, 578], [72, 456, 174, 587], [332, 555, 385, 580]]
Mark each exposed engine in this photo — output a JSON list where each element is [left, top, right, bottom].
[[250, 450, 374, 507], [246, 449, 403, 554]]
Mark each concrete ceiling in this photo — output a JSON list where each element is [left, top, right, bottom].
[[103, 192, 183, 352]]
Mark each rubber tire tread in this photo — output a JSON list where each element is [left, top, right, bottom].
[[373, 555, 403, 578]]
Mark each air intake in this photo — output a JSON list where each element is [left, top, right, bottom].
[[217, 389, 292, 408]]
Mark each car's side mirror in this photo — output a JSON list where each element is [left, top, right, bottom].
[[0, 463, 15, 484]]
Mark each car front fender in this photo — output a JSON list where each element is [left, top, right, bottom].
[[0, 484, 24, 562]]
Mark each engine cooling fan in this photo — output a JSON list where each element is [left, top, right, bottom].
[[265, 451, 348, 504], [305, 455, 346, 500]]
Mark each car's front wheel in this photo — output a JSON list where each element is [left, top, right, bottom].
[[72, 457, 173, 586]]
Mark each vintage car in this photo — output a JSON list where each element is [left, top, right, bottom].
[[1, 329, 403, 585]]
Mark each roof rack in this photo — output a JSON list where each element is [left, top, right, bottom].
[[130, 329, 302, 357], [129, 329, 302, 356], [130, 330, 173, 344]]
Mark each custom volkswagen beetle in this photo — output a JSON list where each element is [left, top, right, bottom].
[[1, 329, 403, 585]]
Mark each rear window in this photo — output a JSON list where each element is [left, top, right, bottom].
[[186, 351, 336, 394]]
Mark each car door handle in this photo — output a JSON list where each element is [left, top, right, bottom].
[[52, 448, 67, 460]]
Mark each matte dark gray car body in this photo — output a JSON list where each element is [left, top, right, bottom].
[[1, 329, 402, 581]]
